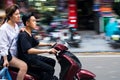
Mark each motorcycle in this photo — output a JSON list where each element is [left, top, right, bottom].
[[0, 43, 95, 80], [109, 20, 120, 48], [53, 43, 96, 80], [63, 27, 81, 48]]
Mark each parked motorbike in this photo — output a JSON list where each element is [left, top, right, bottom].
[[0, 43, 95, 80], [64, 27, 81, 48], [110, 20, 120, 48]]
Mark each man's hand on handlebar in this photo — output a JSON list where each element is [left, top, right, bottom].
[[49, 42, 57, 47], [49, 48, 58, 54]]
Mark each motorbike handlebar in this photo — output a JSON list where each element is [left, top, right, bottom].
[[52, 43, 68, 51]]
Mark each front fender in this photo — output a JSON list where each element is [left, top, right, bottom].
[[76, 69, 96, 80]]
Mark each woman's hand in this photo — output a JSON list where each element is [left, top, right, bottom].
[[20, 27, 25, 32], [3, 56, 9, 67], [3, 59, 9, 67]]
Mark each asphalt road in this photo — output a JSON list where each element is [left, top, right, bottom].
[[51, 54, 120, 80]]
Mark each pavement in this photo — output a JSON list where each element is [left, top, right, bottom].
[[39, 30, 120, 55], [66, 30, 120, 54]]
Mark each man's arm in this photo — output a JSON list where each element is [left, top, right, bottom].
[[27, 48, 57, 54], [18, 32, 57, 54], [38, 42, 52, 46]]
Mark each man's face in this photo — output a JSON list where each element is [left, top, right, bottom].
[[28, 16, 37, 29]]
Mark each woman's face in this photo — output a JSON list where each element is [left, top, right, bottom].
[[10, 9, 20, 23]]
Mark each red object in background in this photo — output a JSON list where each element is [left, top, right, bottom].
[[68, 0, 78, 28], [4, 0, 14, 8]]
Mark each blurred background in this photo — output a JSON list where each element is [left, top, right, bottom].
[[1, 0, 120, 49], [0, 0, 117, 32]]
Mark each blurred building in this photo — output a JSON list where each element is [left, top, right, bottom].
[[0, 0, 115, 34]]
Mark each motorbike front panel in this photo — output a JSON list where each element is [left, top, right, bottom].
[[57, 51, 82, 80]]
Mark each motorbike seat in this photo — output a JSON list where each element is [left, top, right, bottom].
[[9, 66, 35, 80]]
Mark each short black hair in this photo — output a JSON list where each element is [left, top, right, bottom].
[[22, 12, 34, 26]]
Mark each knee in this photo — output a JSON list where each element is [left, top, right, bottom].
[[49, 66, 55, 75], [53, 60, 56, 67], [50, 59, 56, 67], [19, 62, 28, 72]]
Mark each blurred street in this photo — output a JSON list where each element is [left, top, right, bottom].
[[39, 30, 120, 53], [40, 52, 120, 80], [55, 54, 120, 80], [0, 0, 120, 54], [38, 29, 120, 80], [69, 30, 120, 53]]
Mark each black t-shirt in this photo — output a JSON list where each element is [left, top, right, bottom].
[[17, 31, 39, 57]]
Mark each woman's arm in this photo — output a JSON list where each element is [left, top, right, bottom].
[[0, 29, 9, 56], [0, 29, 10, 67]]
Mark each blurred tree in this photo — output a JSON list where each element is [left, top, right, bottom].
[[40, 12, 53, 25]]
